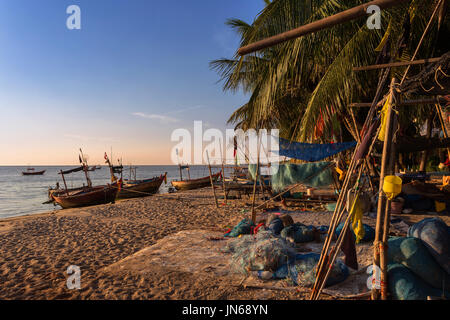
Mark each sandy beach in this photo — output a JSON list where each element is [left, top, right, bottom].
[[2, 186, 447, 300]]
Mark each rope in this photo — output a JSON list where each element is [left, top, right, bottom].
[[400, 0, 444, 85]]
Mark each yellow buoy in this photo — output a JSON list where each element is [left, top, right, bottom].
[[383, 175, 402, 200]]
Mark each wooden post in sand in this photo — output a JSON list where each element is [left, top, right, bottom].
[[251, 141, 261, 224], [219, 139, 227, 204], [206, 150, 219, 208], [372, 78, 397, 300]]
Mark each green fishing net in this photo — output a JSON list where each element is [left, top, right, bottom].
[[249, 162, 335, 192]]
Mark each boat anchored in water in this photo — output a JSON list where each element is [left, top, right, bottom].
[[22, 168, 46, 176]]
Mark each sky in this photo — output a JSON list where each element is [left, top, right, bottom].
[[0, 0, 265, 165]]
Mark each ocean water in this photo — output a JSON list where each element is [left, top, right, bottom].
[[0, 165, 226, 219]]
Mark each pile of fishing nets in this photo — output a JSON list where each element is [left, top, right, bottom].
[[256, 253, 349, 287], [222, 230, 295, 275], [280, 223, 315, 243], [387, 218, 450, 300], [407, 217, 450, 274], [224, 218, 255, 238]]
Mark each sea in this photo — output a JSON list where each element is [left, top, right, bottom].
[[0, 165, 229, 219]]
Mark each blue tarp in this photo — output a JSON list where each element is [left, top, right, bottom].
[[279, 137, 356, 162]]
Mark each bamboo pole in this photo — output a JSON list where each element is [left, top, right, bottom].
[[251, 143, 261, 224], [350, 108, 375, 193], [206, 150, 219, 208], [350, 97, 447, 108], [380, 95, 398, 300], [238, 0, 408, 55], [310, 155, 358, 299], [372, 77, 396, 300], [400, 0, 444, 85], [219, 139, 227, 204], [312, 63, 391, 300], [312, 165, 365, 300], [353, 57, 441, 71]]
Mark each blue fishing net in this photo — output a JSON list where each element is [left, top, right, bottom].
[[280, 223, 315, 243], [279, 137, 356, 162], [260, 253, 349, 287], [408, 218, 450, 275], [387, 236, 450, 289], [388, 263, 450, 300]]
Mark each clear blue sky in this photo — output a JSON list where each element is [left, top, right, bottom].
[[0, 0, 264, 165]]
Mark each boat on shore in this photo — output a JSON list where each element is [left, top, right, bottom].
[[117, 173, 167, 199], [171, 172, 221, 191], [22, 168, 46, 176], [104, 152, 166, 199], [52, 185, 118, 209], [51, 149, 118, 209]]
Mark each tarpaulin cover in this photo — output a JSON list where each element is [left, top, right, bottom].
[[249, 162, 335, 192], [279, 137, 356, 162]]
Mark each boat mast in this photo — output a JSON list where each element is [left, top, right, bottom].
[[79, 148, 92, 188], [59, 170, 69, 195]]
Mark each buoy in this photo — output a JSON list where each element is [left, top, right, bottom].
[[383, 175, 402, 200]]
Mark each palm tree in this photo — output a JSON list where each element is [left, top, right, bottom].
[[211, 0, 448, 143]]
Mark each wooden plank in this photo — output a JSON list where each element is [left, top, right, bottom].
[[353, 57, 441, 71], [350, 97, 447, 108]]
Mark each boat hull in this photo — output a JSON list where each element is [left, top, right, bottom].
[[117, 175, 165, 199], [52, 185, 118, 209], [22, 170, 46, 176], [171, 172, 221, 191]]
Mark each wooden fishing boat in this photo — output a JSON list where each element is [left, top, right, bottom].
[[22, 168, 46, 176], [171, 172, 221, 191], [117, 173, 167, 199], [51, 149, 118, 209], [52, 185, 118, 209]]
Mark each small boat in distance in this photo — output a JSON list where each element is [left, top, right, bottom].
[[22, 168, 46, 176]]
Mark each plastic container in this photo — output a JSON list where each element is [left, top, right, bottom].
[[383, 175, 402, 200]]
